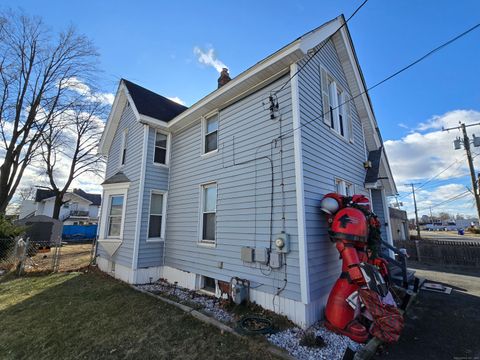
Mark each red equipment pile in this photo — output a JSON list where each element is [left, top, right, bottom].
[[320, 193, 404, 343]]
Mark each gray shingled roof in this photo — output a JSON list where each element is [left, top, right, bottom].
[[365, 148, 382, 184], [72, 189, 101, 206], [35, 188, 101, 205], [122, 79, 188, 121], [101, 172, 130, 185]]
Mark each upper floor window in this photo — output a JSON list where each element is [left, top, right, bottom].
[[120, 129, 128, 166], [335, 178, 354, 196], [200, 182, 217, 244], [154, 131, 168, 165], [203, 114, 218, 154], [107, 195, 124, 237], [320, 66, 353, 142]]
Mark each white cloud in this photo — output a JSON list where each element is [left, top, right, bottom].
[[167, 96, 187, 106], [64, 77, 114, 105], [385, 110, 480, 184], [386, 109, 480, 218], [416, 109, 480, 132], [193, 46, 228, 73]]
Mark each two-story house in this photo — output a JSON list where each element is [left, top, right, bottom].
[[96, 15, 397, 328], [20, 188, 101, 225]]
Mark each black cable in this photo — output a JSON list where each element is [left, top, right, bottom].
[[216, 20, 480, 167], [397, 152, 480, 200], [273, 0, 369, 96], [417, 190, 471, 213], [277, 20, 480, 143]]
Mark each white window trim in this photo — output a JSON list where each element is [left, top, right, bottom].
[[198, 181, 217, 247], [320, 66, 352, 143], [146, 190, 167, 242], [334, 178, 355, 196], [201, 112, 219, 157], [119, 129, 128, 168], [153, 130, 171, 167], [98, 183, 130, 242]]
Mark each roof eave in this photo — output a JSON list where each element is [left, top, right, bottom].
[[168, 16, 343, 131]]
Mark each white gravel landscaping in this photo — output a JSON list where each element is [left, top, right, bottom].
[[136, 281, 234, 323], [138, 281, 363, 360], [268, 325, 363, 360]]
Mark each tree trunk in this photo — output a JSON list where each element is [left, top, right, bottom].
[[52, 194, 63, 220]]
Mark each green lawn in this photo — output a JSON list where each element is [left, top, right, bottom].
[[0, 270, 279, 360]]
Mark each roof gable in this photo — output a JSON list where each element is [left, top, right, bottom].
[[122, 79, 187, 121], [35, 188, 101, 206]]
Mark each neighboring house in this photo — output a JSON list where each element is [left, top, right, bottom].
[[20, 189, 102, 225], [96, 15, 397, 328], [389, 207, 409, 241]]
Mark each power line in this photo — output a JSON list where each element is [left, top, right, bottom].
[[220, 16, 480, 183], [273, 0, 369, 96], [275, 20, 480, 144], [417, 190, 471, 213], [397, 152, 480, 200]]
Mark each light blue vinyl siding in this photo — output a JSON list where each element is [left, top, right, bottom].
[[98, 103, 143, 267], [164, 76, 302, 301], [371, 189, 388, 255], [297, 39, 369, 300], [137, 127, 168, 268]]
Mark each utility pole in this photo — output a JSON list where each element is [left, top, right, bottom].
[[429, 207, 433, 224], [443, 122, 480, 221], [405, 183, 421, 239]]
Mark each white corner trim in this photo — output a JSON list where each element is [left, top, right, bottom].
[[132, 124, 149, 275], [380, 188, 395, 258], [291, 62, 310, 304]]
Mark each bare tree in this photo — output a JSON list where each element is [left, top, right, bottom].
[[40, 100, 106, 219], [0, 10, 99, 213]]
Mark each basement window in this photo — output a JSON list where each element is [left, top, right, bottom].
[[202, 276, 216, 293]]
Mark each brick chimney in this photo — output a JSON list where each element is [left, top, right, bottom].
[[217, 68, 231, 88]]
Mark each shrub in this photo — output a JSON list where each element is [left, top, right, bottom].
[[0, 216, 25, 262], [467, 227, 480, 235]]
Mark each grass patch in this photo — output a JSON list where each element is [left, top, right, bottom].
[[0, 270, 280, 360]]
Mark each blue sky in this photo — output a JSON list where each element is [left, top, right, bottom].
[[5, 0, 480, 219]]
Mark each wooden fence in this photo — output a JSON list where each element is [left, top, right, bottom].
[[393, 239, 480, 267]]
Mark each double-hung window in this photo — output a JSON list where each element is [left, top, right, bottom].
[[154, 131, 168, 165], [107, 195, 124, 237], [204, 114, 218, 154], [120, 129, 128, 166], [148, 192, 165, 239], [200, 183, 217, 244], [320, 66, 353, 142], [335, 178, 354, 196]]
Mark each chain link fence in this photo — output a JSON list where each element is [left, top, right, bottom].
[[0, 236, 96, 276]]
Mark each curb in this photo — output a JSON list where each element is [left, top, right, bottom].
[[132, 285, 293, 360]]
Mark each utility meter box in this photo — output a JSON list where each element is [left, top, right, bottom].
[[254, 248, 269, 264], [269, 251, 283, 269], [232, 282, 248, 305], [274, 232, 290, 253], [241, 247, 254, 262]]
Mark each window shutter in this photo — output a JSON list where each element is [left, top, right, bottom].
[[346, 94, 354, 143], [320, 66, 330, 125]]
